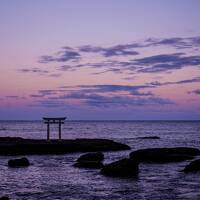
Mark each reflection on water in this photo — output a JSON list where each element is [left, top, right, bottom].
[[0, 121, 200, 199]]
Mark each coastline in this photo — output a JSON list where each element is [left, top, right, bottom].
[[0, 137, 130, 155]]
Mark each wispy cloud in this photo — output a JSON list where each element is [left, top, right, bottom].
[[19, 36, 200, 77], [38, 47, 81, 63], [32, 99, 66, 108], [148, 76, 200, 86], [190, 89, 200, 95], [3, 96, 26, 100], [30, 94, 45, 98], [6, 95, 19, 98], [19, 68, 49, 75], [145, 36, 200, 49], [60, 84, 155, 93], [84, 96, 173, 108], [48, 73, 62, 77], [135, 53, 200, 73], [29, 83, 174, 108], [78, 36, 200, 56], [78, 44, 139, 57]]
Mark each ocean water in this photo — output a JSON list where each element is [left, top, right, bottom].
[[0, 120, 200, 200]]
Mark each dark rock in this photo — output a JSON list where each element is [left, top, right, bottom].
[[0, 137, 130, 155], [74, 152, 104, 169], [129, 147, 200, 163], [0, 196, 9, 200], [74, 161, 104, 169], [183, 159, 200, 173], [77, 152, 104, 162], [8, 157, 30, 168], [101, 158, 138, 177], [136, 136, 160, 139]]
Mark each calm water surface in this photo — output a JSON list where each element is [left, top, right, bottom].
[[0, 121, 200, 200]]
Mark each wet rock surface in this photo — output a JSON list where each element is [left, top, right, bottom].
[[8, 157, 30, 168], [74, 161, 104, 169], [74, 152, 104, 169], [183, 159, 200, 173], [129, 147, 200, 163], [0, 137, 130, 155], [101, 158, 139, 177], [77, 152, 104, 162], [0, 196, 9, 200]]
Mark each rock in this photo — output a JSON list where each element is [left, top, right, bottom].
[[136, 136, 160, 139], [0, 196, 9, 200], [77, 152, 104, 162], [183, 159, 200, 173], [101, 158, 138, 177], [129, 147, 200, 163], [0, 137, 130, 155], [8, 157, 30, 168], [74, 152, 104, 168], [74, 161, 104, 169]]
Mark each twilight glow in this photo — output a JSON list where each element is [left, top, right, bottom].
[[0, 0, 200, 120]]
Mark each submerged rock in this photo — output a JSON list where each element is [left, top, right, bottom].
[[136, 136, 160, 139], [130, 147, 200, 163], [101, 158, 138, 177], [8, 157, 30, 168], [77, 152, 104, 162], [74, 161, 104, 169], [74, 152, 104, 168], [0, 196, 9, 200], [183, 159, 200, 173]]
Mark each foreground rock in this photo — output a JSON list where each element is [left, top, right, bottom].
[[74, 152, 104, 169], [74, 161, 104, 169], [0, 137, 130, 155], [130, 147, 200, 163], [0, 196, 9, 200], [101, 158, 138, 177], [77, 152, 104, 162], [183, 159, 200, 173], [8, 157, 30, 167]]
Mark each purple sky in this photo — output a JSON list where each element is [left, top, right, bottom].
[[0, 0, 200, 120]]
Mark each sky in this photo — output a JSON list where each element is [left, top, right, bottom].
[[0, 0, 200, 120]]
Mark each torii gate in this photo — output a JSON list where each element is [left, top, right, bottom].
[[43, 117, 66, 140]]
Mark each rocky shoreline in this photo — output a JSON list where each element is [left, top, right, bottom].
[[2, 136, 200, 199], [0, 137, 130, 155]]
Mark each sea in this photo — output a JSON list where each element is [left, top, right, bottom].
[[0, 120, 200, 200]]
